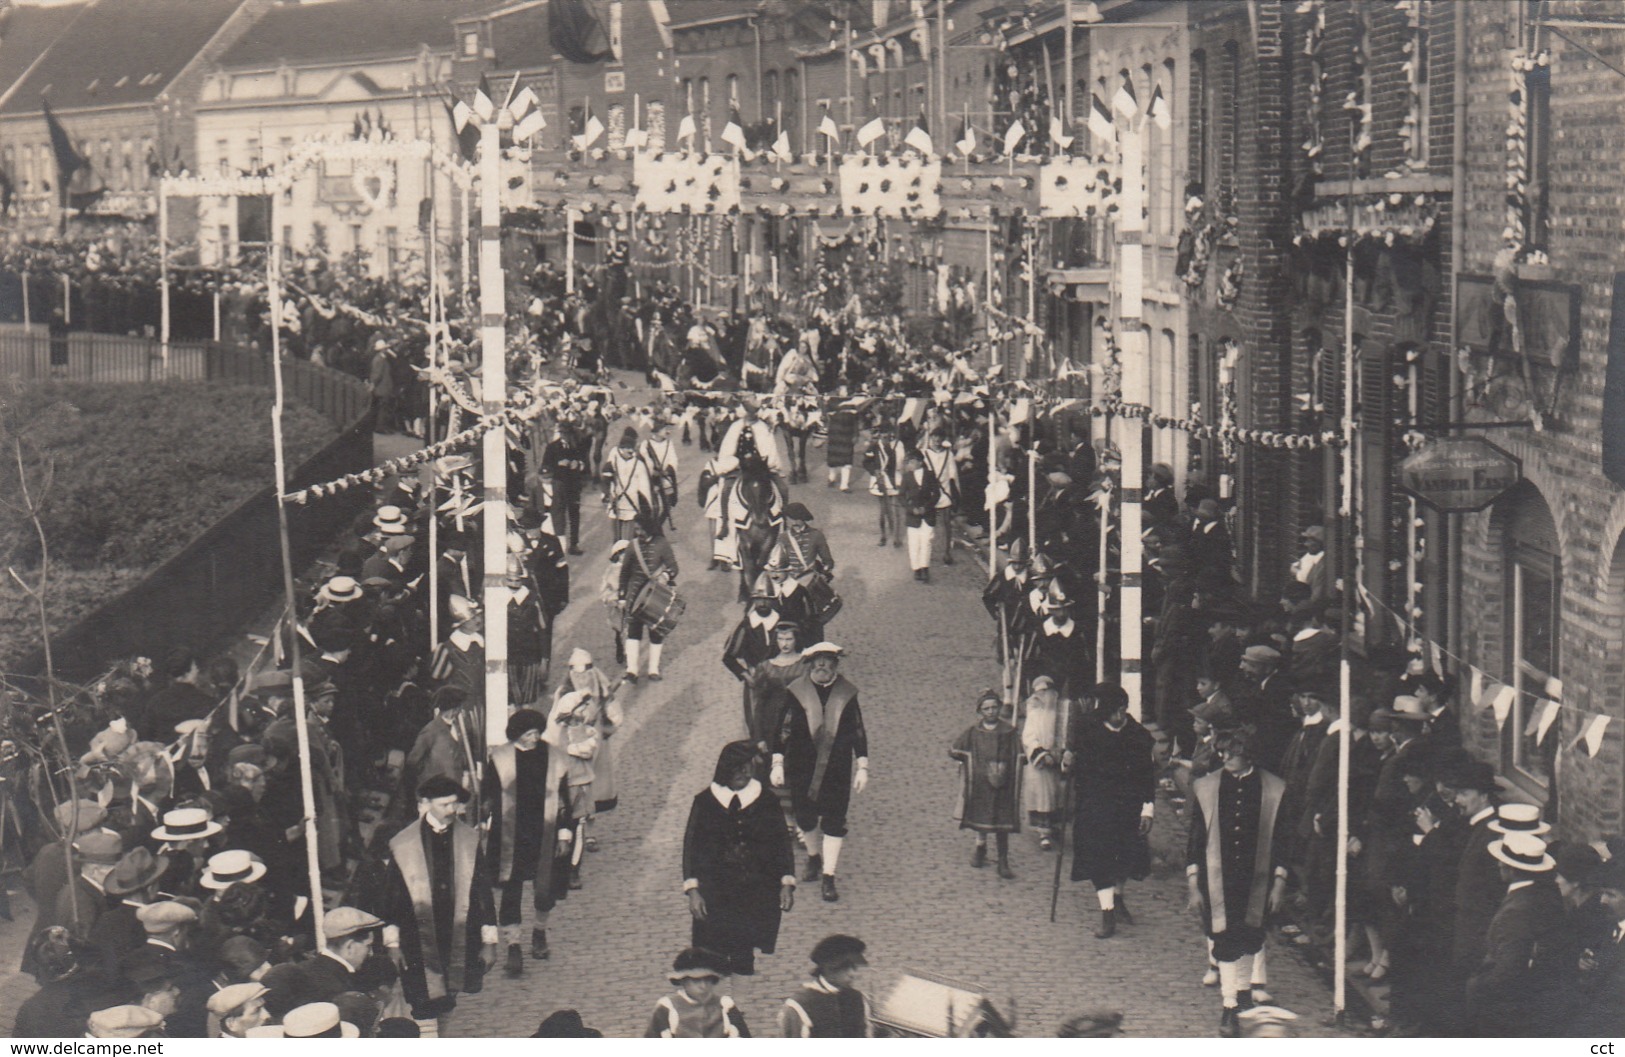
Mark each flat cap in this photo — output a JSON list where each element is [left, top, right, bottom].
[[323, 906, 385, 942], [207, 982, 269, 1017], [136, 900, 198, 932], [87, 1005, 164, 1038]]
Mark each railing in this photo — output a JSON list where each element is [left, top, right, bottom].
[[1053, 215, 1115, 270], [10, 339, 373, 681]]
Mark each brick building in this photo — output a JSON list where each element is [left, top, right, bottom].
[[1450, 0, 1624, 836]]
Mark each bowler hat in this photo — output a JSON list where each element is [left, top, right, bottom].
[[1439, 758, 1498, 793]]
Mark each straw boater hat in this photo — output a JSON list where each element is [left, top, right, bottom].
[[1487, 830, 1556, 873], [1488, 802, 1551, 837], [319, 576, 363, 605], [281, 1002, 360, 1039], [200, 850, 267, 890], [151, 807, 222, 843], [372, 505, 409, 534], [1373, 694, 1431, 724]]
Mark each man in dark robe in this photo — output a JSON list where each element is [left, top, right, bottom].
[[682, 741, 795, 976], [770, 643, 869, 904], [542, 417, 591, 555], [1439, 758, 1503, 1032], [379, 776, 496, 1027], [1186, 730, 1290, 1036], [723, 582, 786, 681], [481, 709, 569, 974], [1066, 684, 1155, 938]]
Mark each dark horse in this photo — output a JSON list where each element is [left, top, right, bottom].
[[731, 452, 781, 603]]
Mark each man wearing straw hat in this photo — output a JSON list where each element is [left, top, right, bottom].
[[1463, 828, 1566, 1036]]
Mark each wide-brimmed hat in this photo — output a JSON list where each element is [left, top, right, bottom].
[[282, 1002, 360, 1039], [1488, 830, 1556, 873], [103, 847, 167, 896], [803, 642, 844, 659], [200, 850, 267, 890], [668, 946, 731, 983], [1373, 695, 1431, 724], [1488, 803, 1551, 837], [320, 576, 363, 604], [151, 807, 222, 843], [372, 506, 409, 534]]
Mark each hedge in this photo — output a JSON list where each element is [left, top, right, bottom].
[[0, 382, 334, 672]]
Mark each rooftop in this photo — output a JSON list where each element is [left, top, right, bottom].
[[220, 0, 494, 70], [0, 0, 245, 115], [0, 2, 86, 109]]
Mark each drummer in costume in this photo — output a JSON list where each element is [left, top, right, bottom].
[[619, 518, 680, 683], [602, 427, 657, 542], [380, 776, 497, 1030], [770, 643, 869, 904], [480, 709, 566, 978], [642, 416, 680, 530]]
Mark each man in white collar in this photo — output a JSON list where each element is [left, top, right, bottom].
[[724, 580, 785, 680], [404, 687, 473, 796], [1186, 731, 1290, 1036], [681, 741, 795, 976], [381, 776, 497, 1030], [1466, 831, 1565, 1035]]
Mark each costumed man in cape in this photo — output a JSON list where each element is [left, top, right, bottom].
[[1185, 729, 1290, 1037], [770, 643, 869, 904], [1064, 683, 1156, 940], [602, 426, 658, 543], [380, 776, 497, 1033], [682, 741, 796, 976], [480, 708, 568, 978]]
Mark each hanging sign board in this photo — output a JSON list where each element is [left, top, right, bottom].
[[1397, 436, 1521, 512]]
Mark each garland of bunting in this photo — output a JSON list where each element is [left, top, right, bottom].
[[1094, 398, 1343, 450]]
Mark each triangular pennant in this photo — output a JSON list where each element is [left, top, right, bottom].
[[1535, 698, 1561, 745], [473, 75, 496, 122], [1148, 84, 1170, 130], [1470, 666, 1486, 708], [1048, 114, 1073, 149], [1544, 676, 1563, 701], [1490, 684, 1516, 726], [1581, 713, 1611, 757]]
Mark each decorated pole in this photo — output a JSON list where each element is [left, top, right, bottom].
[[478, 116, 511, 751], [426, 189, 442, 652], [565, 207, 576, 296], [213, 291, 222, 343], [988, 408, 999, 573], [1333, 116, 1358, 1023], [265, 190, 328, 954], [158, 186, 170, 370], [1116, 109, 1148, 719], [1096, 484, 1111, 683], [1027, 447, 1038, 558]]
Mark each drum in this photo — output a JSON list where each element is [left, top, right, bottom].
[[803, 573, 842, 625], [630, 577, 686, 638]]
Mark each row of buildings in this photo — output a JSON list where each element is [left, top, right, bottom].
[[0, 0, 1619, 838]]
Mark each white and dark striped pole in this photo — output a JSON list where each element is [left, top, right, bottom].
[[1115, 103, 1147, 719], [478, 115, 510, 751]]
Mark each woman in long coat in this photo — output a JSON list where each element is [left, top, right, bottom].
[[950, 691, 1022, 879], [681, 741, 795, 976]]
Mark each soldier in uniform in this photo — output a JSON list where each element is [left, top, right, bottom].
[[770, 643, 869, 903]]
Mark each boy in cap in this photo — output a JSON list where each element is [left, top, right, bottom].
[[778, 935, 872, 1038], [645, 947, 750, 1037]]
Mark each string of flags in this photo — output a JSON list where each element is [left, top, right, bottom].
[[1091, 398, 1344, 450], [1359, 586, 1613, 758]]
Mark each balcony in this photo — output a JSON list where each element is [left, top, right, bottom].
[[1048, 215, 1113, 302]]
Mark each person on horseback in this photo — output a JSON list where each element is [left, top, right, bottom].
[[715, 398, 789, 506]]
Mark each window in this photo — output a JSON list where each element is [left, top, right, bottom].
[[385, 226, 399, 276], [726, 73, 739, 110], [1161, 59, 1176, 231], [462, 30, 480, 57], [246, 138, 261, 172], [763, 69, 778, 127], [1413, 4, 1431, 165], [1503, 485, 1559, 790], [1524, 62, 1551, 249], [282, 225, 293, 257], [1221, 41, 1238, 194], [218, 224, 232, 264], [217, 138, 230, 176], [141, 137, 154, 187], [351, 223, 364, 254], [121, 139, 133, 190]]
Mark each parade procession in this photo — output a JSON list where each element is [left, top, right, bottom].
[[2, 0, 1625, 1044]]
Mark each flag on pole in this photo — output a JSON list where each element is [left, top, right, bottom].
[[573, 107, 604, 150], [771, 127, 792, 160], [445, 101, 480, 160], [903, 110, 932, 155], [1148, 84, 1170, 130], [44, 100, 87, 193], [1048, 114, 1073, 150], [510, 85, 539, 120], [1112, 77, 1138, 119], [472, 75, 496, 122], [955, 118, 976, 157], [677, 112, 697, 146], [1002, 118, 1025, 155], [623, 126, 649, 150], [1088, 93, 1114, 140], [819, 112, 840, 144], [721, 106, 748, 151], [513, 107, 547, 143], [856, 115, 885, 149]]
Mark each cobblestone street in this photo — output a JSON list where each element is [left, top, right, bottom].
[[437, 456, 1344, 1039]]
